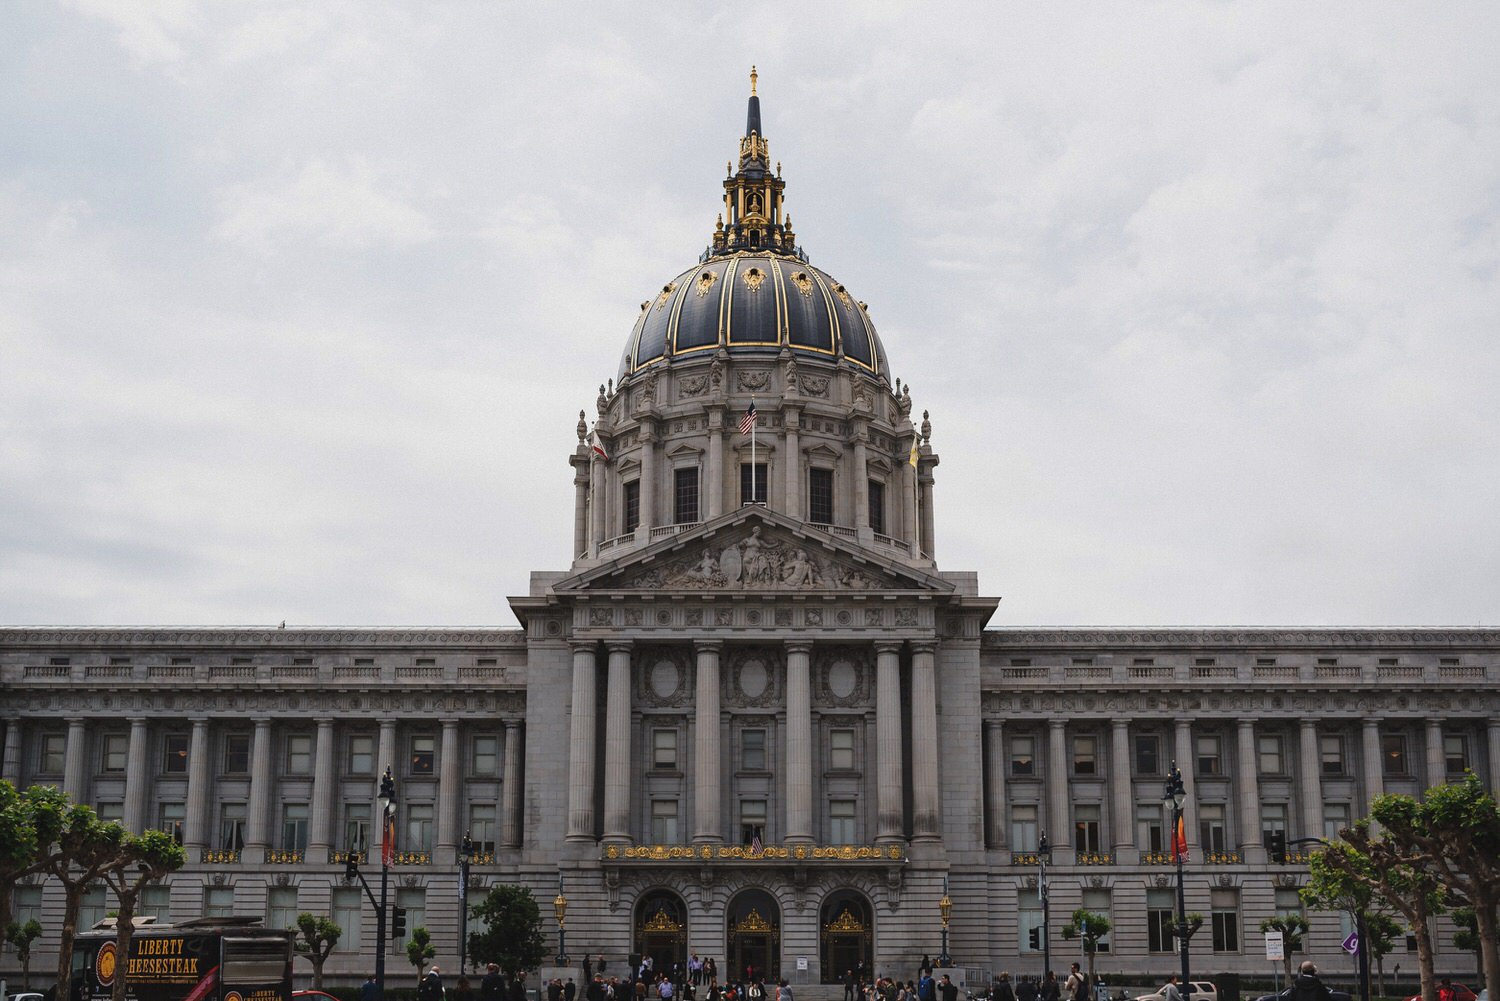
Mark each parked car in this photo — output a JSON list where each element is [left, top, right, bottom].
[[1132, 982, 1219, 1001], [10, 992, 46, 1001], [1251, 988, 1352, 1001], [293, 993, 341, 1001], [1407, 986, 1478, 1001]]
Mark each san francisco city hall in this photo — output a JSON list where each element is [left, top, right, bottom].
[[3, 75, 1498, 992]]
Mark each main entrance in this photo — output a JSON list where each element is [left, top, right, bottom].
[[726, 888, 780, 983], [819, 889, 873, 984], [635, 889, 688, 976]]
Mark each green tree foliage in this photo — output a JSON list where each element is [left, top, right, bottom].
[[1365, 912, 1402, 1000], [1061, 908, 1112, 988], [406, 926, 437, 984], [1258, 914, 1310, 985], [466, 885, 545, 979], [6, 918, 43, 989], [1453, 908, 1482, 978], [101, 828, 187, 1001], [294, 913, 342, 989], [0, 783, 70, 934], [46, 802, 129, 1001]]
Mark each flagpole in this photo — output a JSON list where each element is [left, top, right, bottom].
[[751, 395, 757, 504]]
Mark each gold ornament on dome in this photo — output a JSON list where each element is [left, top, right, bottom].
[[743, 268, 766, 293], [656, 282, 677, 310], [696, 271, 719, 297], [790, 272, 814, 297], [644, 908, 683, 933], [735, 909, 774, 933], [834, 284, 852, 306]]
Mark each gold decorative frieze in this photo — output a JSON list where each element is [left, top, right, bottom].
[[1205, 850, 1243, 865], [735, 908, 773, 932], [266, 849, 304, 865], [1077, 852, 1115, 866], [824, 908, 866, 933], [643, 908, 683, 933], [202, 849, 239, 865], [393, 851, 431, 866]]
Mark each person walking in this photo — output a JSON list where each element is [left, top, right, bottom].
[[1040, 972, 1060, 1001], [360, 976, 379, 1001], [1291, 963, 1331, 1001], [939, 976, 958, 1001], [419, 967, 446, 1001], [1065, 965, 1085, 1001], [994, 974, 1015, 1001]]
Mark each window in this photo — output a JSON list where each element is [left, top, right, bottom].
[[740, 464, 767, 505], [204, 887, 234, 919], [1274, 887, 1305, 947], [741, 729, 767, 771], [469, 804, 497, 853], [1010, 804, 1038, 852], [1072, 657, 1093, 666], [1147, 889, 1176, 952], [158, 803, 185, 844], [220, 803, 246, 851], [40, 733, 66, 774], [267, 886, 298, 931], [740, 800, 766, 845], [673, 467, 700, 525], [347, 735, 374, 775], [623, 480, 641, 534], [332, 888, 363, 952], [1444, 734, 1469, 774], [396, 887, 426, 942], [1134, 657, 1155, 666], [1019, 904, 1044, 953], [1320, 734, 1346, 776], [830, 729, 855, 770], [1261, 803, 1287, 852], [1211, 889, 1240, 952], [1073, 736, 1097, 775], [354, 657, 374, 666], [1198, 803, 1227, 853], [1259, 735, 1285, 775], [50, 656, 71, 667], [651, 800, 679, 843], [1257, 657, 1277, 667], [653, 729, 678, 769], [13, 885, 43, 927], [1135, 735, 1161, 775], [1082, 888, 1112, 953], [281, 803, 309, 851], [406, 803, 434, 852], [1382, 733, 1409, 776], [1323, 803, 1351, 842], [344, 803, 371, 853], [830, 799, 856, 844], [868, 480, 885, 535], [163, 733, 189, 773], [1010, 736, 1036, 776], [1137, 804, 1164, 853], [1195, 658, 1216, 667], [97, 802, 124, 824], [472, 735, 499, 777], [808, 468, 834, 525], [1074, 804, 1101, 853], [410, 735, 435, 775], [224, 734, 250, 774], [81, 885, 108, 929], [141, 885, 171, 924], [285, 734, 313, 774], [101, 734, 128, 773], [1196, 735, 1222, 776]]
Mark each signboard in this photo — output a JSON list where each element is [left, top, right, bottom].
[[1342, 931, 1360, 955], [1265, 931, 1285, 961], [797, 958, 808, 971]]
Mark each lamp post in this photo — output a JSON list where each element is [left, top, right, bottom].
[[1164, 763, 1189, 996], [377, 766, 397, 1001], [1039, 832, 1052, 983], [458, 831, 475, 977], [554, 873, 569, 966], [938, 875, 953, 968]]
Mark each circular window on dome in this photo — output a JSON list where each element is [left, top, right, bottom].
[[696, 270, 718, 297], [790, 271, 814, 297], [743, 267, 766, 292], [833, 283, 852, 306]]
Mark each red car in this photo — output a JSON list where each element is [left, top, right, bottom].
[[1407, 985, 1477, 1001], [293, 992, 342, 1001]]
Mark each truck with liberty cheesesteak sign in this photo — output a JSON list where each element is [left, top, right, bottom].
[[70, 917, 293, 1001]]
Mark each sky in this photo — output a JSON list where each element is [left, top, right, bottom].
[[2, 2, 1498, 629]]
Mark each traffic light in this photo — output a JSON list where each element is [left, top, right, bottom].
[[392, 906, 407, 941], [344, 854, 360, 881], [1028, 927, 1041, 951], [1268, 830, 1287, 865]]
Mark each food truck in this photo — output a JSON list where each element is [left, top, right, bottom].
[[71, 916, 293, 1001]]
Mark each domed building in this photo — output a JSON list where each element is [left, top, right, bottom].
[[2, 71, 1497, 996]]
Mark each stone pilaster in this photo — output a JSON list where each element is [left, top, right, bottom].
[[1110, 719, 1133, 858], [911, 643, 941, 840], [63, 717, 88, 803], [1236, 719, 1264, 862], [875, 642, 905, 842], [1173, 719, 1197, 846], [984, 719, 1006, 849], [603, 643, 634, 842], [124, 717, 149, 833], [567, 643, 598, 841], [693, 640, 723, 843], [246, 718, 274, 861], [1488, 719, 1500, 797], [437, 719, 462, 858], [502, 721, 522, 848], [639, 421, 657, 533], [184, 718, 211, 852], [1047, 719, 1069, 857], [706, 411, 724, 520], [377, 720, 397, 794], [1424, 718, 1445, 791], [1361, 718, 1384, 815], [784, 641, 813, 843], [2, 719, 23, 785], [590, 453, 608, 555], [852, 425, 871, 539], [903, 435, 919, 557], [783, 408, 801, 520], [919, 466, 936, 560], [309, 718, 336, 856], [1299, 719, 1324, 840]]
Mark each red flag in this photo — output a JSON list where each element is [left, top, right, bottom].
[[590, 429, 610, 461], [381, 806, 396, 866], [1172, 815, 1189, 862]]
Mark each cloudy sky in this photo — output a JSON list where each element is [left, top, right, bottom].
[[3, 3, 1498, 628]]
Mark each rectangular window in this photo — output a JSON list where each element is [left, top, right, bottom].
[[396, 887, 426, 942], [163, 733, 189, 773], [1211, 889, 1240, 952], [651, 800, 679, 843], [101, 734, 128, 773], [81, 885, 108, 929], [285, 734, 313, 775], [1010, 804, 1038, 852], [740, 464, 767, 505], [1261, 803, 1288, 850], [1135, 735, 1161, 775], [830, 728, 855, 770], [740, 800, 766, 845], [281, 803, 309, 851], [267, 886, 298, 931], [1137, 804, 1164, 853], [652, 729, 678, 769], [623, 480, 641, 533], [1259, 735, 1285, 775], [1019, 905, 1044, 953], [1074, 804, 1102, 853], [1073, 736, 1097, 775], [1320, 734, 1346, 776], [410, 735, 435, 775], [13, 885, 43, 927], [344, 803, 372, 853], [472, 735, 500, 777], [1199, 803, 1227, 852], [40, 733, 66, 774], [830, 799, 856, 844], [674, 467, 700, 525], [141, 885, 171, 924], [808, 468, 834, 524], [158, 802, 185, 844], [1382, 733, 1409, 776], [333, 888, 363, 952], [1274, 887, 1306, 939], [868, 480, 885, 535], [1147, 888, 1176, 953], [347, 735, 374, 775], [741, 729, 767, 771], [1196, 735, 1222, 776], [1323, 803, 1351, 842], [1082, 888, 1112, 953], [1444, 734, 1469, 774], [406, 803, 434, 852], [224, 733, 250, 774], [469, 804, 497, 853], [203, 887, 234, 919], [96, 802, 124, 824], [220, 803, 247, 851], [1010, 735, 1036, 776]]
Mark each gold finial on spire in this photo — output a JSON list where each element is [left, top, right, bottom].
[[750, 66, 757, 95]]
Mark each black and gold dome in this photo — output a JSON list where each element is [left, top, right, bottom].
[[618, 69, 890, 382]]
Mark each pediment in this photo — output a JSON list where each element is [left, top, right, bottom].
[[555, 508, 953, 595]]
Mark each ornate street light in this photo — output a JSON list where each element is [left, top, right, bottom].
[[458, 832, 475, 976], [1038, 832, 1052, 983], [938, 875, 953, 967], [554, 873, 569, 965], [1163, 763, 1190, 996]]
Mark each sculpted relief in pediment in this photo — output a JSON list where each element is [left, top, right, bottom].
[[620, 526, 884, 591]]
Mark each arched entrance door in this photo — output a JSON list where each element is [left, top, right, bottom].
[[635, 889, 688, 977], [819, 889, 873, 984], [726, 888, 780, 984]]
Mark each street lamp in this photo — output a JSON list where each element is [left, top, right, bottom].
[[377, 766, 397, 1001], [938, 875, 953, 968], [458, 832, 475, 977], [554, 873, 569, 965], [1163, 763, 1190, 997], [1039, 832, 1052, 983]]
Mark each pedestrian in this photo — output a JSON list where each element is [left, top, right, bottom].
[[939, 976, 958, 1001], [565, 981, 577, 1001], [510, 972, 529, 1001], [456, 977, 473, 1001], [918, 973, 936, 1001], [1040, 972, 1059, 1001], [1016, 977, 1038, 1001], [549, 980, 563, 1001], [995, 974, 1015, 1001], [1161, 976, 1181, 1001], [1291, 963, 1331, 1001], [844, 970, 857, 1001], [419, 967, 446, 1001], [1065, 965, 1085, 1001], [360, 976, 379, 1001], [777, 981, 794, 1001]]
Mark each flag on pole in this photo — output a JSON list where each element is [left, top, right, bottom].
[[590, 425, 610, 461], [738, 399, 758, 435], [908, 438, 919, 467], [1171, 814, 1189, 862], [750, 832, 763, 855]]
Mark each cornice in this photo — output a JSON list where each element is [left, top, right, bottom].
[[983, 628, 1500, 649], [0, 628, 528, 648]]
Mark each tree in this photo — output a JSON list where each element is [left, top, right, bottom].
[[293, 913, 342, 989], [406, 926, 437, 984], [1259, 914, 1310, 986], [6, 918, 43, 989], [101, 828, 188, 1001], [1365, 912, 1402, 1000], [47, 803, 128, 1001], [1061, 908, 1112, 990], [467, 884, 546, 979], [0, 783, 71, 935], [1453, 908, 1482, 986]]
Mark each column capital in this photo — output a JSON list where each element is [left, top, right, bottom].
[[694, 638, 724, 654], [572, 641, 597, 655], [315, 717, 336, 728], [873, 641, 903, 656], [1111, 718, 1130, 731], [1048, 718, 1067, 732], [910, 641, 938, 656], [128, 716, 148, 726], [1237, 718, 1256, 732], [1300, 717, 1321, 728], [67, 717, 87, 727], [1363, 717, 1382, 729], [252, 717, 273, 728], [606, 640, 634, 655], [784, 640, 814, 656], [190, 716, 211, 727], [504, 719, 520, 732], [442, 719, 460, 732], [984, 718, 1004, 733]]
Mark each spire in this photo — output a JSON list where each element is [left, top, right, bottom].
[[746, 65, 762, 137], [705, 70, 804, 262]]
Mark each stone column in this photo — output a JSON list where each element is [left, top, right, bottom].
[[784, 641, 813, 843], [783, 408, 801, 520], [876, 643, 905, 842], [185, 717, 211, 852], [377, 720, 397, 789], [911, 643, 941, 840], [919, 465, 936, 560], [707, 413, 725, 519], [853, 425, 870, 536], [1173, 720, 1197, 846], [1047, 719, 1069, 854], [1488, 719, 1500, 796], [124, 717, 150, 832], [694, 640, 723, 843], [566, 644, 599, 841], [1236, 719, 1263, 862], [1361, 718, 1384, 816], [437, 720, 462, 857], [2, 719, 23, 785], [246, 718, 274, 859], [639, 421, 657, 532], [1110, 719, 1133, 857], [63, 717, 88, 803], [985, 719, 1006, 849], [309, 718, 336, 857], [1424, 718, 1445, 791], [603, 643, 634, 841], [502, 721, 523, 848], [572, 455, 591, 559], [1298, 719, 1324, 840], [590, 453, 608, 554]]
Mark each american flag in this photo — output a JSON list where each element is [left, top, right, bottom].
[[750, 832, 763, 854], [738, 400, 758, 435]]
